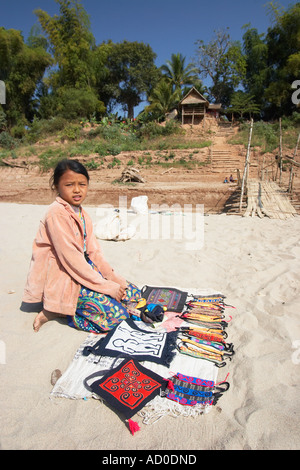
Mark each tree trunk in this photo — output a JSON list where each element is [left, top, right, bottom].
[[127, 103, 134, 120]]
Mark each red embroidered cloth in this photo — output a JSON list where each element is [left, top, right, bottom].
[[88, 358, 166, 419]]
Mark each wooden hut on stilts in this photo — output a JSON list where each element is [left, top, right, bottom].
[[178, 87, 222, 127]]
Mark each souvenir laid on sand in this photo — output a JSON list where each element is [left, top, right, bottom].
[[84, 358, 169, 434], [50, 287, 235, 431], [176, 294, 235, 367], [83, 318, 178, 367], [141, 286, 188, 313], [165, 372, 230, 407]]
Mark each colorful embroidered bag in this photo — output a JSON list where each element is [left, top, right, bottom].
[[141, 286, 188, 313], [165, 372, 230, 407], [84, 358, 168, 434]]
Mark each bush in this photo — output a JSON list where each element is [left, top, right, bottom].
[[231, 121, 278, 153], [87, 126, 103, 138], [68, 140, 95, 157], [38, 149, 64, 172], [0, 131, 16, 149], [136, 120, 183, 140], [137, 121, 164, 139], [85, 159, 99, 170], [26, 116, 68, 143], [106, 143, 122, 156], [0, 108, 7, 131], [252, 121, 278, 152], [291, 111, 300, 125], [108, 157, 121, 168], [281, 112, 300, 129], [230, 117, 300, 153], [163, 120, 183, 136], [11, 124, 26, 139], [60, 123, 81, 141]]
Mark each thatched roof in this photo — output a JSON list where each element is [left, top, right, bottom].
[[179, 87, 209, 107]]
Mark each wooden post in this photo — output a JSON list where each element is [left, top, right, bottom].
[[288, 131, 300, 193], [279, 118, 283, 184], [261, 155, 265, 181], [239, 119, 254, 212], [237, 168, 241, 187]]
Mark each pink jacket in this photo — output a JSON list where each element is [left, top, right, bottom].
[[22, 197, 126, 316]]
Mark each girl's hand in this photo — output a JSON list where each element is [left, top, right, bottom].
[[115, 285, 127, 302]]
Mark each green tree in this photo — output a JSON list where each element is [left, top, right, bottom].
[[26, 23, 49, 51], [195, 29, 246, 106], [35, 0, 95, 89], [99, 40, 160, 119], [0, 27, 52, 129], [242, 26, 268, 109], [35, 0, 104, 119], [56, 87, 105, 120], [92, 41, 114, 113], [227, 91, 261, 119], [0, 27, 24, 80], [264, 2, 300, 117], [160, 53, 200, 92]]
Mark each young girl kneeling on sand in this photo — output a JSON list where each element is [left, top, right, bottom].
[[22, 159, 141, 333]]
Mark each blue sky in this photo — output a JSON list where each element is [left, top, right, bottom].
[[0, 0, 297, 115]]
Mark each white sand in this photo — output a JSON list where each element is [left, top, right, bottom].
[[0, 202, 300, 450]]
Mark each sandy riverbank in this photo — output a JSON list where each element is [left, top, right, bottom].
[[0, 202, 299, 450]]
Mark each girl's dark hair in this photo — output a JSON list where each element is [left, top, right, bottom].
[[50, 159, 90, 190]]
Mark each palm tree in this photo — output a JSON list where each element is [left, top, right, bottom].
[[160, 53, 200, 92], [145, 79, 181, 120]]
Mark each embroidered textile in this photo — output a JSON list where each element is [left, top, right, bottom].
[[166, 372, 229, 406], [68, 257, 141, 333], [51, 287, 232, 425], [83, 318, 178, 367], [141, 286, 188, 312], [188, 294, 226, 304], [51, 329, 218, 403], [177, 341, 226, 367], [179, 314, 228, 331], [179, 327, 228, 343], [85, 358, 166, 420], [176, 293, 235, 367], [68, 282, 141, 333]]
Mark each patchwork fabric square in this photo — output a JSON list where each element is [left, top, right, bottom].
[[87, 358, 166, 420], [83, 318, 177, 367], [141, 286, 188, 312]]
